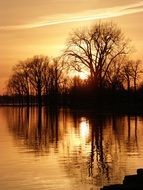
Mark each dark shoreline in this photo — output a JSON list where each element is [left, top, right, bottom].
[[0, 103, 143, 115], [101, 169, 143, 190]]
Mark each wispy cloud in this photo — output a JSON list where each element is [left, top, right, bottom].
[[1, 1, 143, 30]]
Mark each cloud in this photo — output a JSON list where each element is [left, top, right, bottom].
[[1, 1, 143, 30]]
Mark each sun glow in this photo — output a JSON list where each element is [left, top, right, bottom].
[[73, 71, 89, 80], [78, 72, 88, 80]]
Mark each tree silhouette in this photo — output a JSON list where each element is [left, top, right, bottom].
[[44, 57, 68, 104], [106, 56, 125, 90], [27, 55, 49, 106], [130, 60, 142, 92], [65, 22, 130, 88], [7, 64, 30, 105], [5, 21, 143, 109]]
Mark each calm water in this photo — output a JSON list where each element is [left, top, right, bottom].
[[0, 107, 143, 190]]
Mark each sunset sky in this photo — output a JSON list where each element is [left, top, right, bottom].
[[0, 0, 143, 93]]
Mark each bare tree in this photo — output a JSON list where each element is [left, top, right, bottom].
[[130, 60, 142, 92], [13, 61, 31, 105], [44, 57, 68, 104], [65, 22, 130, 88], [7, 73, 23, 96], [7, 73, 26, 105], [122, 59, 142, 92], [27, 55, 50, 106], [7, 59, 32, 105], [6, 55, 68, 106], [106, 56, 126, 90], [122, 62, 132, 92]]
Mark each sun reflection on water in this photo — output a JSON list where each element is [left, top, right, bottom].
[[3, 107, 143, 190], [80, 117, 89, 138]]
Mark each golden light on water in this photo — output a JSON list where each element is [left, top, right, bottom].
[[80, 117, 89, 138], [2, 108, 143, 189]]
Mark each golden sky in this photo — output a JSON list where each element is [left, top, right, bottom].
[[0, 0, 143, 93]]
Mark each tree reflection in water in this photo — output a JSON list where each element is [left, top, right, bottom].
[[5, 107, 143, 188]]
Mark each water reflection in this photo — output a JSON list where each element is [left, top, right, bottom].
[[4, 107, 143, 188], [80, 117, 89, 138]]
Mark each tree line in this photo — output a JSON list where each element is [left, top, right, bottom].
[[6, 56, 69, 106], [4, 22, 143, 110]]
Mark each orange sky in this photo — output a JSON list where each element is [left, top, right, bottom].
[[0, 0, 143, 94]]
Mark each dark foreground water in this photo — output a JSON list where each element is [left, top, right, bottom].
[[0, 107, 143, 190]]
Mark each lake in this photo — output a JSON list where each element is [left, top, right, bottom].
[[0, 106, 143, 190]]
